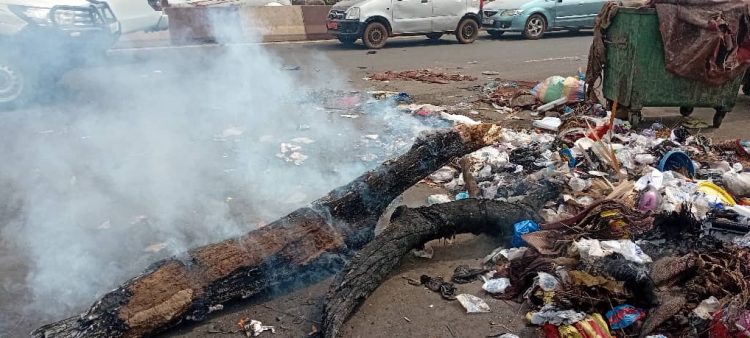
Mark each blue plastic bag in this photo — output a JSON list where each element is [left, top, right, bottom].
[[455, 191, 469, 200], [512, 220, 539, 247], [606, 304, 646, 330]]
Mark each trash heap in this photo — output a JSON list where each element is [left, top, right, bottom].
[[424, 111, 750, 337]]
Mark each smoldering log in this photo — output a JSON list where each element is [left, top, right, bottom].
[[321, 182, 559, 338], [32, 124, 502, 338]]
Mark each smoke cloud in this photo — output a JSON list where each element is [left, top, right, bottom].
[[0, 9, 435, 335]]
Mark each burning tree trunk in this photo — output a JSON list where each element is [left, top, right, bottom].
[[33, 124, 501, 338], [321, 182, 559, 338]]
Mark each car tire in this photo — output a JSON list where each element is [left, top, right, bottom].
[[0, 56, 35, 111], [338, 36, 357, 46], [488, 30, 505, 39], [455, 18, 479, 44], [426, 33, 444, 40], [362, 22, 389, 49], [523, 14, 546, 40]]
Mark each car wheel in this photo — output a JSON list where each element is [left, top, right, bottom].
[[523, 14, 546, 39], [488, 30, 505, 39], [455, 18, 479, 44], [426, 33, 444, 40], [338, 36, 357, 46], [0, 56, 35, 111], [363, 22, 388, 49]]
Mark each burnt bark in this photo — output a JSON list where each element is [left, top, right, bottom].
[[32, 124, 501, 338], [321, 182, 559, 338]]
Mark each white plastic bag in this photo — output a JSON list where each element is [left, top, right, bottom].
[[482, 278, 511, 294], [426, 194, 452, 206], [723, 171, 750, 197], [456, 294, 491, 313], [537, 272, 560, 291]]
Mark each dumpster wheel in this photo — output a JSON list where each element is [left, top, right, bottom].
[[713, 108, 728, 128]]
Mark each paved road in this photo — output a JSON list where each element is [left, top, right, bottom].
[[62, 32, 750, 139]]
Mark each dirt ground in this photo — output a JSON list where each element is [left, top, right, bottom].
[[161, 184, 536, 338], [7, 68, 749, 338], [157, 75, 750, 338]]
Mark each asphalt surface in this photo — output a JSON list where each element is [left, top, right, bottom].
[[2, 31, 750, 338], [74, 32, 750, 139]]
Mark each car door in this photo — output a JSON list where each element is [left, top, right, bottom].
[[392, 0, 433, 33], [580, 0, 606, 27], [553, 0, 584, 27], [431, 0, 465, 32]]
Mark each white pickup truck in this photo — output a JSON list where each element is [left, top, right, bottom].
[[0, 0, 167, 109]]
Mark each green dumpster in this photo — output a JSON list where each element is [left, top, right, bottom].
[[602, 7, 742, 128]]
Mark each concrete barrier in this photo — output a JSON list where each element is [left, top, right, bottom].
[[165, 5, 334, 44]]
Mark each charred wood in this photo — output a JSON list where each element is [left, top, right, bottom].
[[32, 124, 501, 338], [321, 182, 559, 338]]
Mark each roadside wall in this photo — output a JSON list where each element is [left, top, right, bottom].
[[165, 5, 334, 44]]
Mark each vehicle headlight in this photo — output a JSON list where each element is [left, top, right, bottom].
[[345, 7, 360, 20], [53, 10, 77, 26], [8, 5, 52, 25], [501, 9, 524, 16]]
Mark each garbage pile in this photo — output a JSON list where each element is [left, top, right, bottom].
[[368, 69, 477, 84], [422, 110, 750, 337]]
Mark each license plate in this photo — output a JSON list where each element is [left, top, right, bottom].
[[482, 18, 494, 25], [326, 21, 338, 30]]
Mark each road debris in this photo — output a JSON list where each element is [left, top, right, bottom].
[[456, 294, 491, 313], [238, 318, 275, 337], [369, 69, 477, 84]]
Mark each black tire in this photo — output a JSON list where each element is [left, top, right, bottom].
[[488, 30, 505, 39], [743, 84, 750, 96], [338, 36, 357, 46], [455, 18, 479, 44], [426, 33, 443, 40], [0, 56, 35, 111], [362, 22, 388, 49], [523, 14, 546, 39], [713, 108, 728, 128], [679, 106, 694, 117]]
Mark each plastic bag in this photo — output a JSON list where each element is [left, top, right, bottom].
[[456, 294, 491, 313], [693, 296, 720, 320], [531, 76, 585, 104], [606, 305, 646, 329], [574, 239, 652, 264], [429, 167, 456, 183], [568, 176, 591, 192], [532, 117, 562, 131], [482, 278, 511, 294], [512, 220, 539, 247], [537, 272, 560, 291], [723, 171, 750, 197], [426, 194, 451, 206]]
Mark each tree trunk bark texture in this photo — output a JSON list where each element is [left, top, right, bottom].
[[32, 124, 502, 338], [321, 183, 559, 338]]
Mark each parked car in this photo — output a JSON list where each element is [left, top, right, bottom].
[[482, 0, 608, 39], [326, 0, 483, 49], [111, 0, 168, 33], [0, 0, 166, 110]]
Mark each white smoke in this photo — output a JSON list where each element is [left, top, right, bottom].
[[0, 8, 435, 335]]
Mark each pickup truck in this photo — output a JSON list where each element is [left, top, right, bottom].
[[0, 0, 167, 110]]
